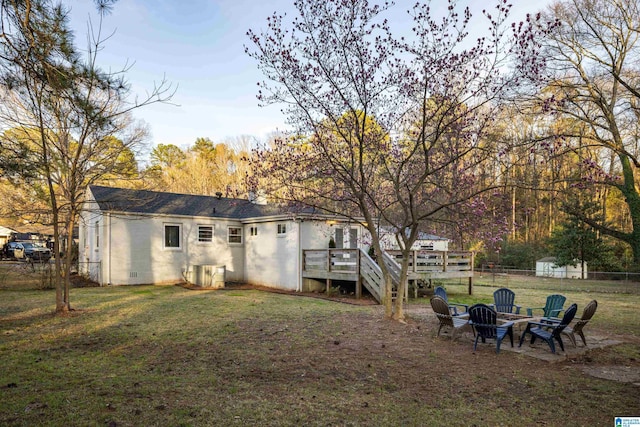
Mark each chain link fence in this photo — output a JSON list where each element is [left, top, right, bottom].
[[479, 264, 640, 282]]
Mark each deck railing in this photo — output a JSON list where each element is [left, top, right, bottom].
[[381, 251, 402, 284], [358, 250, 383, 303], [384, 250, 473, 273], [303, 249, 359, 274]]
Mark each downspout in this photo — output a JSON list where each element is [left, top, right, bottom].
[[107, 212, 112, 286], [297, 220, 302, 292]]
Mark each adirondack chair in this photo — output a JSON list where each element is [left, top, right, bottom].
[[468, 303, 514, 353], [546, 300, 598, 347], [430, 296, 472, 340], [566, 300, 598, 346], [434, 286, 468, 316], [491, 287, 521, 314], [519, 303, 578, 353], [526, 294, 566, 318]]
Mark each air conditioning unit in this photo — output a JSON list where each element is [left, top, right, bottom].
[[191, 264, 225, 288]]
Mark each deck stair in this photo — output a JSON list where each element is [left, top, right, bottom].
[[381, 251, 404, 302]]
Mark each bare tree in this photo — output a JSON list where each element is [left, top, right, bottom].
[[0, 0, 175, 312], [246, 0, 548, 320], [535, 0, 640, 265]]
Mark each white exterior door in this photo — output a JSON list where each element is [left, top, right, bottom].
[[335, 227, 358, 249]]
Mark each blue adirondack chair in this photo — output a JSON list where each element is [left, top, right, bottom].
[[434, 286, 468, 316], [519, 303, 578, 353], [526, 294, 566, 318], [468, 303, 514, 353], [492, 288, 521, 314]]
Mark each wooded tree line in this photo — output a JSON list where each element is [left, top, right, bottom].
[[1, 0, 639, 317], [144, 136, 253, 197]]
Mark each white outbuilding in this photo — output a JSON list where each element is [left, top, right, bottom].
[[379, 229, 449, 251], [535, 257, 586, 279]]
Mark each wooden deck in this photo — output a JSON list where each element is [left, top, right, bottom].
[[302, 249, 382, 301], [302, 249, 474, 303]]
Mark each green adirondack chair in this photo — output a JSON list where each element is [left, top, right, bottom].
[[526, 294, 566, 318]]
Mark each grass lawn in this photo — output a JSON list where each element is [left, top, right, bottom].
[[1, 267, 639, 426]]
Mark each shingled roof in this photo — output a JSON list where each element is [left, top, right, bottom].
[[88, 185, 289, 220]]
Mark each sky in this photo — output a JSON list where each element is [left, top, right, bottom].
[[66, 0, 552, 155]]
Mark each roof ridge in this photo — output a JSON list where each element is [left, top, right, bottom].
[[89, 184, 240, 202]]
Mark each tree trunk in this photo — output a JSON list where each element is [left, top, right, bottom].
[[391, 251, 412, 321], [614, 154, 640, 266], [52, 210, 65, 312], [62, 213, 76, 311], [573, 153, 640, 269], [511, 186, 516, 240], [366, 223, 393, 318], [36, 100, 65, 312], [383, 273, 393, 319]]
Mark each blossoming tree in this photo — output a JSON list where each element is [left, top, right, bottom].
[[246, 0, 547, 320]]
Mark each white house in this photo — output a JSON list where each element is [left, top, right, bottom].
[[535, 257, 587, 279], [79, 185, 368, 290], [380, 229, 449, 251], [0, 225, 17, 245]]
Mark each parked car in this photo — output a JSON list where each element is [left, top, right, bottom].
[[4, 241, 21, 259], [5, 241, 51, 262]]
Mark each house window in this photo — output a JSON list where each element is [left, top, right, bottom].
[[249, 226, 258, 236], [277, 223, 287, 235], [95, 221, 99, 248], [164, 224, 182, 249], [228, 227, 242, 244], [198, 225, 213, 242]]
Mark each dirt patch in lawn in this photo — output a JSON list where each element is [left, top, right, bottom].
[[215, 305, 640, 425], [191, 282, 640, 386]]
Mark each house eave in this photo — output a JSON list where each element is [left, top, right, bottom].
[[86, 209, 243, 223], [240, 213, 369, 224]]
